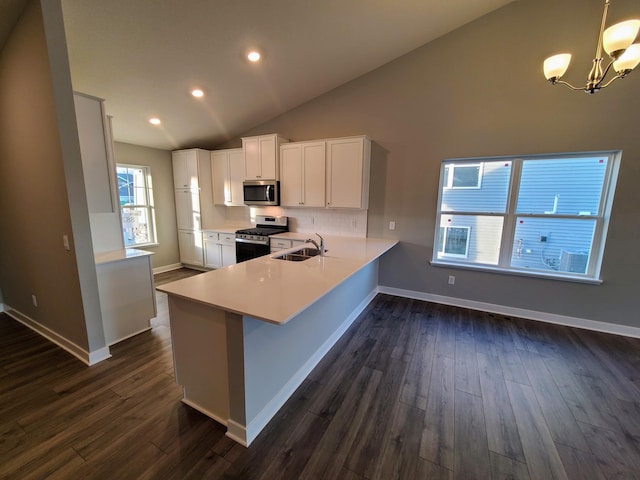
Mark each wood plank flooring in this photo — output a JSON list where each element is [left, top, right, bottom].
[[1, 291, 640, 479]]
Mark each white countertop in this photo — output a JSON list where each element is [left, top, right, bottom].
[[95, 248, 154, 265], [157, 236, 397, 325]]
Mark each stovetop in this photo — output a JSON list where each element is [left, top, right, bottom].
[[236, 226, 287, 237]]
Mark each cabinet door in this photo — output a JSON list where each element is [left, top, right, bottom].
[[211, 151, 229, 205], [228, 149, 245, 206], [326, 138, 365, 209], [302, 142, 326, 207], [173, 150, 200, 189], [280, 144, 303, 206], [178, 230, 203, 266], [259, 136, 277, 179], [204, 238, 222, 269], [221, 243, 236, 267], [175, 189, 201, 230], [244, 138, 261, 179]]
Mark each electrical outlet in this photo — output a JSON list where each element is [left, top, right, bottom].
[[32, 295, 38, 307], [389, 221, 396, 230], [448, 275, 456, 285], [351, 219, 357, 228]]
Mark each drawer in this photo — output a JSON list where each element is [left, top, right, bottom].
[[219, 233, 236, 245], [203, 232, 219, 241], [271, 238, 292, 249]]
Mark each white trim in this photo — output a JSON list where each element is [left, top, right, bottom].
[[152, 263, 183, 275], [378, 286, 640, 339], [226, 419, 248, 447], [241, 288, 377, 446], [0, 303, 5, 313], [181, 398, 229, 427], [3, 304, 112, 365], [107, 326, 152, 346]]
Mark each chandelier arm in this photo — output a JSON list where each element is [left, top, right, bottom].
[[553, 80, 585, 91], [599, 73, 624, 89]]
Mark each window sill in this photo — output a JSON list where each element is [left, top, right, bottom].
[[430, 260, 603, 285], [125, 243, 159, 249]]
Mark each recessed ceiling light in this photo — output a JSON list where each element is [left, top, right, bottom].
[[149, 117, 161, 125], [191, 89, 204, 98], [247, 50, 261, 62]]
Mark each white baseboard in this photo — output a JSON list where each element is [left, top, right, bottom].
[[152, 263, 183, 275], [241, 288, 378, 446], [181, 398, 229, 427], [0, 302, 5, 313], [378, 286, 640, 339], [226, 419, 248, 447], [4, 304, 112, 365]]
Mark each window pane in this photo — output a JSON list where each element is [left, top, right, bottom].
[[122, 206, 152, 246], [452, 165, 481, 188], [443, 227, 469, 256], [510, 217, 595, 274], [516, 156, 607, 215], [440, 161, 511, 213], [438, 215, 503, 265]]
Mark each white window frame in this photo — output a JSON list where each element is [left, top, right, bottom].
[[117, 163, 158, 247], [438, 226, 471, 258], [432, 151, 621, 284], [443, 162, 483, 189]]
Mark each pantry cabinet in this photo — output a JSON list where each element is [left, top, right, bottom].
[[172, 148, 211, 267], [242, 134, 288, 180], [172, 149, 204, 189], [178, 230, 204, 266], [211, 148, 244, 206], [280, 141, 326, 208], [204, 231, 236, 269], [326, 136, 371, 209]]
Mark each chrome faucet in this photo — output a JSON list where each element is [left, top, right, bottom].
[[306, 233, 326, 256]]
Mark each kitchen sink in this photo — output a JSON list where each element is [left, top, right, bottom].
[[274, 247, 321, 262]]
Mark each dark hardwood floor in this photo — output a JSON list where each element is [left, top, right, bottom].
[[1, 288, 640, 479]]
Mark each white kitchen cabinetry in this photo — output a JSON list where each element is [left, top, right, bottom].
[[204, 231, 236, 268], [211, 148, 244, 206], [178, 230, 204, 266], [242, 134, 288, 180], [172, 149, 204, 189], [280, 142, 326, 207], [270, 238, 307, 253], [174, 189, 201, 231], [326, 136, 371, 209], [173, 149, 211, 267]]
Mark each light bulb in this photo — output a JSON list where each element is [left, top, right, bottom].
[[614, 43, 640, 72], [603, 19, 640, 58]]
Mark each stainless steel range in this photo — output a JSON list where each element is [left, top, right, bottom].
[[235, 215, 288, 263]]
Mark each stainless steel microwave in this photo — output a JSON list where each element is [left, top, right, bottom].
[[243, 180, 280, 206]]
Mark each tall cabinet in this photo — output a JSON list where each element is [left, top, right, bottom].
[[172, 149, 211, 267]]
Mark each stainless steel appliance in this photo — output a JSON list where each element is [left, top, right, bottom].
[[243, 180, 280, 206], [235, 215, 288, 263]]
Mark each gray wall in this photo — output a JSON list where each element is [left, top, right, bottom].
[[0, 0, 105, 351], [113, 142, 179, 270], [237, 0, 640, 328]]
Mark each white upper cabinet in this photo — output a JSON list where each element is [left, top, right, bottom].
[[242, 134, 288, 180], [172, 149, 203, 189], [280, 141, 326, 207], [211, 148, 244, 206], [326, 136, 371, 209]]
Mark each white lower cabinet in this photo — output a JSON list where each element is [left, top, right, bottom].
[[270, 237, 307, 253], [178, 230, 204, 266], [204, 231, 237, 269]]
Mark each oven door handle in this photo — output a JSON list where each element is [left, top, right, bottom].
[[235, 237, 268, 245]]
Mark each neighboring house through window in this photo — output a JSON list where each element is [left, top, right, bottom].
[[432, 152, 621, 282], [117, 164, 157, 247]]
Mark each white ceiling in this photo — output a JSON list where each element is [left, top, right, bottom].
[[57, 1, 514, 150]]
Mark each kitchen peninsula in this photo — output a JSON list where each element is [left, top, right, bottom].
[[158, 235, 397, 446]]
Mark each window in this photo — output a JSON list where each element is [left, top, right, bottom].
[[439, 226, 470, 257], [443, 163, 483, 189], [117, 164, 157, 247], [432, 152, 620, 282]]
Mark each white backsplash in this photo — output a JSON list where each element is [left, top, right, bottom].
[[224, 206, 368, 237]]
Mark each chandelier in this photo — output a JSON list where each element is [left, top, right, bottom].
[[543, 0, 640, 94]]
